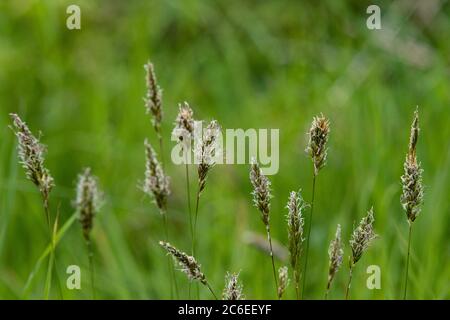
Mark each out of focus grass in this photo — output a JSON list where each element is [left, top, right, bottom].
[[0, 0, 449, 299]]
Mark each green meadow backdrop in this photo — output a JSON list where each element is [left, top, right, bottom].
[[0, 0, 449, 299]]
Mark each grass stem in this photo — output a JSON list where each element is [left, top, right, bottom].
[[302, 174, 316, 298], [266, 225, 278, 298], [403, 223, 413, 299], [345, 262, 354, 300]]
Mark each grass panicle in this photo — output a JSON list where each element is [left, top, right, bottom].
[[286, 190, 306, 299], [144, 61, 163, 137], [277, 266, 289, 300], [172, 102, 195, 148], [159, 241, 217, 299], [75, 168, 102, 241], [195, 120, 221, 195], [143, 139, 171, 214], [325, 224, 343, 299], [401, 108, 423, 223], [346, 207, 377, 299], [9, 113, 54, 217], [401, 108, 424, 299], [305, 114, 330, 176], [222, 272, 244, 300]]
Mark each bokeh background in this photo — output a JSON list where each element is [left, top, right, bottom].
[[0, 0, 449, 299]]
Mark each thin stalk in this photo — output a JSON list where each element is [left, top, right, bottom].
[[193, 191, 202, 300], [302, 174, 316, 297], [345, 262, 354, 300], [193, 191, 200, 255], [44, 247, 54, 299], [266, 225, 278, 298], [158, 133, 165, 170], [205, 282, 218, 300], [185, 151, 193, 300], [325, 281, 331, 299], [42, 197, 62, 299], [162, 211, 179, 299], [85, 238, 96, 299], [294, 270, 300, 299], [403, 223, 413, 300]]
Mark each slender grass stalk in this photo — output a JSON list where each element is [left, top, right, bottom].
[[186, 161, 193, 247], [267, 224, 279, 294], [401, 108, 423, 300], [86, 239, 96, 299], [345, 260, 353, 300], [23, 213, 77, 298], [302, 114, 330, 298], [403, 223, 412, 299], [250, 159, 278, 297], [172, 103, 196, 299], [302, 175, 316, 297]]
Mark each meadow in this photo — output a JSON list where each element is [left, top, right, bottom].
[[0, 0, 449, 299]]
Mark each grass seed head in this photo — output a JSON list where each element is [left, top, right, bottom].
[[306, 114, 330, 176], [196, 120, 221, 194], [401, 108, 423, 223], [144, 61, 163, 135], [159, 241, 206, 284], [277, 266, 289, 299], [350, 207, 377, 265], [286, 190, 306, 274], [75, 168, 102, 241], [222, 272, 244, 300], [172, 102, 194, 148], [9, 113, 54, 202], [327, 224, 344, 286], [143, 139, 170, 213], [250, 158, 271, 227]]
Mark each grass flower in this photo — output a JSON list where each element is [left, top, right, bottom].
[[144, 61, 163, 137], [222, 272, 244, 300], [401, 108, 424, 299], [159, 241, 217, 299], [143, 139, 170, 214], [346, 207, 377, 299], [326, 224, 343, 299], [277, 266, 289, 300], [9, 113, 54, 219]]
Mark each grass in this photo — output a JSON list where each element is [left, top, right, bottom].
[[0, 0, 449, 299]]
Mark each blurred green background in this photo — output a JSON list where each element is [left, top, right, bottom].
[[0, 0, 449, 299]]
